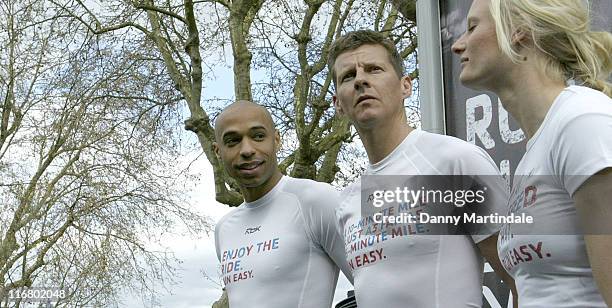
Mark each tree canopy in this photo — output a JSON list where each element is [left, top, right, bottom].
[[1, 0, 419, 305]]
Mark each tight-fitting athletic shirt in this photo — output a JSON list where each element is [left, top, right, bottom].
[[337, 130, 508, 308], [215, 176, 352, 308], [498, 86, 612, 308]]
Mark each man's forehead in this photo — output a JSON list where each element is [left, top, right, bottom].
[[335, 45, 389, 68], [216, 117, 270, 139], [215, 103, 274, 137], [219, 121, 268, 135]]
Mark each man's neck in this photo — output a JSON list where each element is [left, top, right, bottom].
[[359, 120, 414, 164], [242, 171, 283, 203]]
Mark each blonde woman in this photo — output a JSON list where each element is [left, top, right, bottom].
[[452, 0, 612, 307]]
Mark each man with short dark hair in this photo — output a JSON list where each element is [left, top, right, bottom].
[[329, 30, 516, 307], [213, 101, 352, 308]]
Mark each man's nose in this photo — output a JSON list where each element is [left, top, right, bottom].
[[354, 70, 370, 89], [239, 139, 256, 157]]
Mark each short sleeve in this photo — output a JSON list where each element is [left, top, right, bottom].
[[214, 219, 223, 262], [459, 145, 510, 243], [552, 113, 612, 196], [214, 212, 234, 263], [300, 182, 354, 283]]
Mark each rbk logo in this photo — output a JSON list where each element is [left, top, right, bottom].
[[245, 226, 261, 234]]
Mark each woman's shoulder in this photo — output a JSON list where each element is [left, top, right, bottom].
[[554, 85, 612, 123], [563, 85, 612, 106]]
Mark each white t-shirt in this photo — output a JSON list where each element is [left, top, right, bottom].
[[498, 86, 612, 308], [337, 129, 508, 308], [215, 176, 352, 308]]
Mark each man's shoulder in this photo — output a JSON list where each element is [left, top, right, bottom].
[[282, 176, 335, 192], [214, 206, 244, 236], [406, 131, 499, 176], [417, 130, 489, 160], [281, 176, 340, 206], [339, 179, 361, 199], [335, 180, 361, 218]]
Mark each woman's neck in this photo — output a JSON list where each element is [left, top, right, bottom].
[[493, 59, 567, 139]]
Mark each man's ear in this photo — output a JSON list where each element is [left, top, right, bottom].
[[274, 130, 281, 153], [213, 142, 220, 159], [401, 76, 413, 99], [332, 95, 344, 116]]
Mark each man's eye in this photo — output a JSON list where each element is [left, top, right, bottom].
[[253, 133, 265, 140], [371, 66, 383, 72], [468, 25, 476, 33], [225, 139, 239, 146], [341, 73, 355, 82]]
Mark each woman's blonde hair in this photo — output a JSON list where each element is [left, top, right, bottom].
[[489, 0, 612, 97]]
